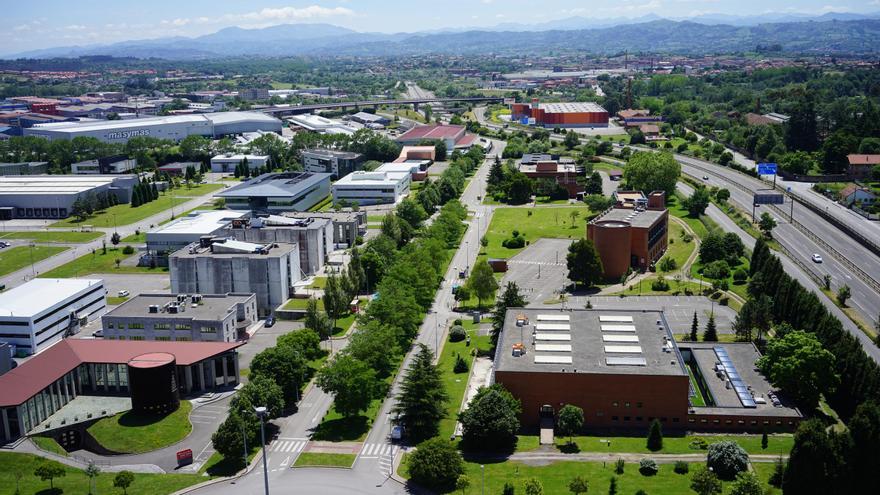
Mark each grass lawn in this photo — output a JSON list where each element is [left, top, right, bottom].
[[437, 326, 493, 439], [0, 230, 103, 243], [50, 183, 223, 228], [39, 247, 167, 278], [686, 362, 709, 407], [333, 311, 358, 336], [515, 433, 793, 455], [200, 448, 260, 477], [484, 206, 590, 259], [0, 245, 67, 277], [86, 401, 192, 454], [31, 436, 68, 456], [122, 231, 146, 243], [0, 452, 201, 495], [690, 256, 750, 301], [656, 220, 696, 274], [311, 397, 383, 442], [293, 453, 356, 468], [283, 298, 324, 311], [309, 276, 328, 289], [106, 295, 129, 305], [367, 214, 387, 222], [752, 461, 783, 494]]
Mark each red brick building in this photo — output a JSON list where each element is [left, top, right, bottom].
[[510, 100, 608, 128]]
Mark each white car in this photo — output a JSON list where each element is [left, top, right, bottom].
[[811, 254, 823, 263], [117, 289, 130, 297]]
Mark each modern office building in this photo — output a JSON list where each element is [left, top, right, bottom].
[[518, 154, 583, 198], [210, 154, 269, 174], [228, 215, 333, 275], [284, 210, 367, 247], [214, 172, 332, 214], [587, 191, 668, 278], [71, 155, 137, 175], [331, 170, 411, 206], [0, 342, 13, 376], [301, 149, 364, 178], [510, 101, 608, 128], [0, 175, 139, 220], [0, 339, 242, 444], [169, 239, 300, 316], [0, 279, 106, 356], [23, 112, 282, 143], [145, 209, 249, 255], [101, 293, 257, 343], [0, 162, 48, 176]]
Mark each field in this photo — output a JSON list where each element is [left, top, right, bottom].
[[38, 247, 168, 278], [50, 183, 223, 228], [483, 206, 590, 259], [0, 245, 67, 277], [86, 401, 192, 454], [293, 453, 356, 468], [516, 433, 793, 456], [0, 453, 201, 495], [0, 230, 103, 243]]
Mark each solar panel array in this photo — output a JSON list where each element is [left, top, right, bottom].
[[714, 346, 756, 408]]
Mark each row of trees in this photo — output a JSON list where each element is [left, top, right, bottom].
[[70, 191, 119, 222], [131, 176, 160, 208]]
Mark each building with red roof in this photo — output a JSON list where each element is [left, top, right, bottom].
[[0, 339, 242, 443], [847, 154, 880, 180], [395, 124, 477, 151]]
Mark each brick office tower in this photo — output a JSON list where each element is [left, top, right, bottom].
[[587, 191, 668, 279]]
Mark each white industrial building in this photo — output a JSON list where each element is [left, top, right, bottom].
[[145, 209, 249, 255], [331, 169, 411, 206], [286, 114, 359, 136], [0, 278, 106, 356], [215, 172, 332, 214], [210, 154, 269, 173], [71, 155, 137, 175], [301, 149, 364, 178], [23, 112, 282, 144], [0, 175, 139, 220]]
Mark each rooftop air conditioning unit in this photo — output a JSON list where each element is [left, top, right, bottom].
[[168, 305, 179, 314], [148, 305, 159, 313]]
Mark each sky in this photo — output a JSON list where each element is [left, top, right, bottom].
[[3, 0, 879, 55]]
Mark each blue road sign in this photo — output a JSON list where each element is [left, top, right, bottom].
[[521, 117, 530, 125], [757, 163, 777, 175]]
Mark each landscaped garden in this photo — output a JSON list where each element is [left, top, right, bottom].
[[86, 401, 193, 454], [483, 206, 592, 259]]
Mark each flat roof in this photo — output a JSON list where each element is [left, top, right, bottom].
[[0, 339, 242, 407], [539, 102, 606, 114], [0, 175, 134, 195], [211, 154, 269, 162], [495, 308, 686, 376], [683, 342, 801, 417], [333, 171, 409, 187], [594, 208, 666, 229], [215, 172, 331, 198], [0, 278, 103, 318], [302, 148, 362, 159], [171, 240, 297, 259], [104, 293, 252, 320], [149, 210, 247, 236], [29, 111, 278, 133], [397, 123, 465, 141]]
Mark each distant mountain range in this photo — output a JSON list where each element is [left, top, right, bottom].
[[6, 12, 880, 60]]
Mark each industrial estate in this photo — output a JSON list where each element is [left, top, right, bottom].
[[1, 3, 879, 495]]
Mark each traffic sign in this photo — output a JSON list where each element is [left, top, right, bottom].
[[757, 163, 777, 175], [176, 449, 193, 467], [753, 192, 784, 205]]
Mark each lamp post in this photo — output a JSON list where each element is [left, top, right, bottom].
[[254, 406, 270, 495], [481, 464, 485, 495]]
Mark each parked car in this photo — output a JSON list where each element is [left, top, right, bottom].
[[0, 241, 9, 248], [117, 289, 130, 297], [264, 316, 276, 328], [811, 254, 823, 263], [92, 329, 103, 338]]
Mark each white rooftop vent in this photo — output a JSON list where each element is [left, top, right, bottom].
[[535, 323, 571, 331], [534, 355, 573, 364], [602, 335, 639, 343], [599, 315, 634, 323], [601, 324, 637, 332], [604, 345, 644, 354], [535, 333, 571, 341], [606, 356, 648, 366], [536, 314, 570, 322], [535, 344, 572, 352]]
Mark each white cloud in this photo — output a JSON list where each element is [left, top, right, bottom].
[[13, 24, 31, 32], [64, 24, 87, 31], [163, 5, 356, 30]]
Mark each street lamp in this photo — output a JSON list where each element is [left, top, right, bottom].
[[481, 464, 485, 495], [254, 406, 270, 495]]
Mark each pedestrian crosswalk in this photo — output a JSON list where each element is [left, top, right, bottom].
[[359, 442, 398, 458], [270, 439, 307, 453]]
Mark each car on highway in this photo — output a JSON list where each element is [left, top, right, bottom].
[[812, 254, 824, 263], [702, 175, 709, 180], [0, 241, 9, 248]]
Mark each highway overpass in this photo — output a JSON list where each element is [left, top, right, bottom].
[[259, 96, 504, 117]]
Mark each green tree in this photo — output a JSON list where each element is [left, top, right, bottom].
[[849, 401, 880, 493], [86, 461, 101, 494], [34, 462, 65, 490], [455, 474, 471, 495], [323, 273, 350, 333], [557, 404, 584, 445], [316, 354, 380, 417], [784, 420, 841, 495], [757, 330, 839, 410], [459, 384, 522, 449], [608, 476, 618, 495], [690, 466, 721, 495], [113, 470, 135, 495], [393, 344, 449, 441], [434, 140, 447, 161], [758, 212, 776, 238], [211, 412, 249, 464], [488, 155, 505, 187], [396, 198, 427, 230], [506, 171, 533, 204], [110, 232, 121, 246], [502, 482, 516, 495], [706, 441, 749, 480], [703, 313, 718, 342], [566, 238, 604, 287], [524, 478, 544, 495], [784, 93, 818, 152], [836, 284, 851, 306], [646, 418, 663, 451], [690, 312, 699, 341], [769, 457, 785, 487], [407, 437, 464, 490], [249, 345, 308, 407], [821, 130, 858, 174], [231, 375, 285, 419], [563, 131, 580, 150], [568, 475, 590, 495], [623, 151, 680, 196], [684, 187, 711, 217], [491, 282, 527, 346], [466, 260, 499, 309], [729, 471, 762, 495]]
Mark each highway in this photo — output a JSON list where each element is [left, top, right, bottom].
[[261, 95, 502, 117]]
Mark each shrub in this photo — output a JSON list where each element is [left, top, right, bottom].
[[706, 441, 749, 480], [502, 235, 526, 249], [635, 491, 648, 495], [719, 297, 729, 306], [674, 461, 689, 474], [658, 257, 677, 272], [453, 353, 469, 373], [703, 260, 730, 280], [651, 277, 670, 291], [732, 268, 748, 283], [639, 459, 659, 476], [122, 245, 135, 255], [689, 438, 708, 450], [453, 318, 463, 326], [449, 325, 467, 342], [407, 438, 464, 490], [615, 458, 625, 474]]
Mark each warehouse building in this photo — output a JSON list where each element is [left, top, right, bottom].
[[210, 154, 269, 174], [145, 209, 248, 256], [0, 175, 138, 220], [0, 339, 241, 444], [286, 114, 359, 136], [587, 191, 668, 278], [169, 239, 300, 316], [71, 155, 137, 175], [494, 308, 801, 432], [396, 124, 477, 151], [227, 215, 333, 275], [510, 101, 608, 128], [23, 112, 282, 144], [301, 149, 364, 178], [101, 293, 257, 343], [0, 279, 106, 356], [331, 170, 411, 206], [348, 112, 390, 127], [215, 172, 331, 214], [0, 162, 48, 176]]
